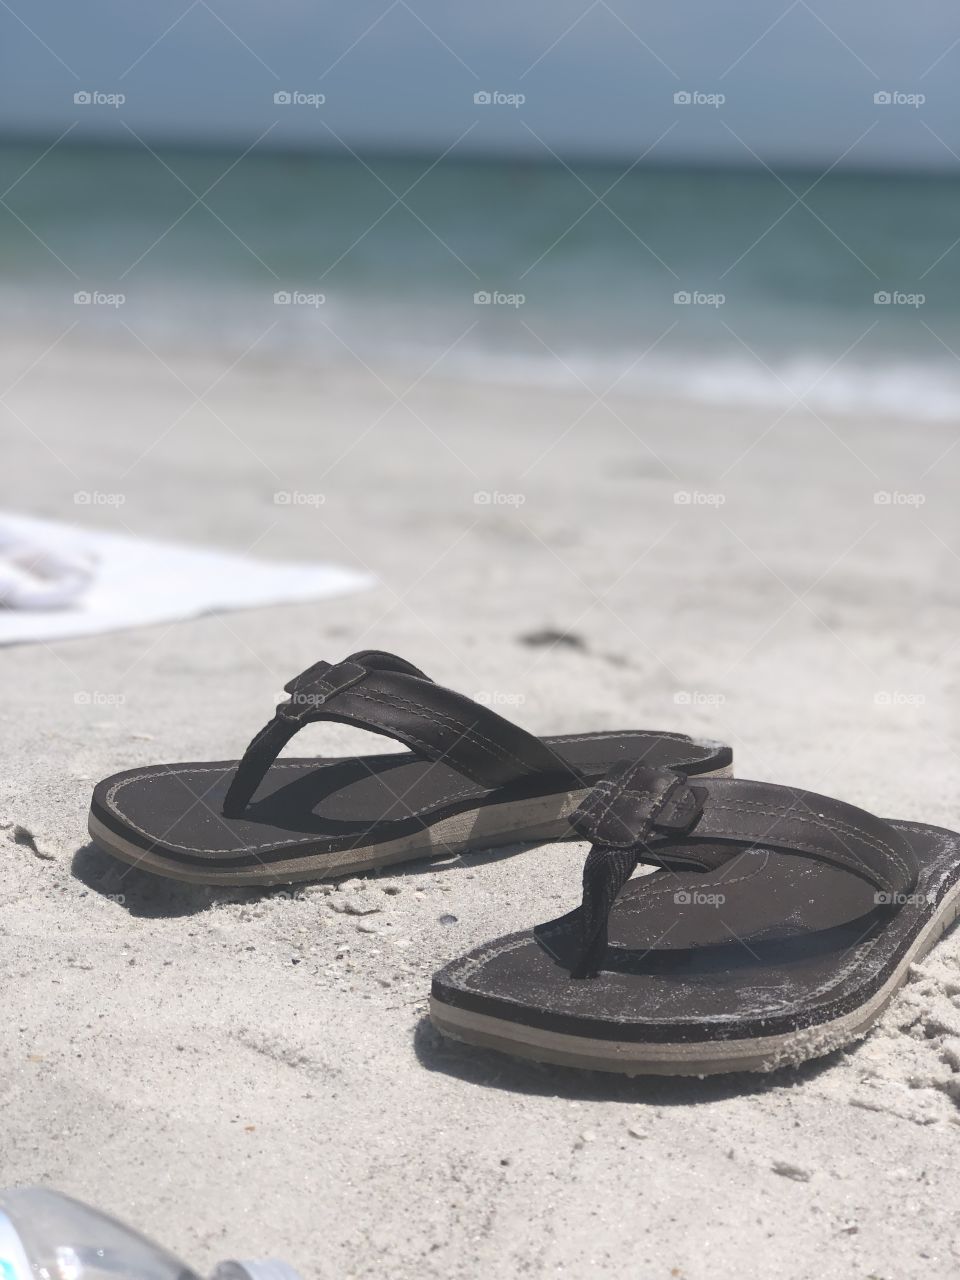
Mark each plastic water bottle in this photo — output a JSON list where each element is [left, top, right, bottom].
[[0, 1188, 303, 1280]]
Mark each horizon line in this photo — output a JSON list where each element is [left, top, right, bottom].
[[0, 131, 956, 182]]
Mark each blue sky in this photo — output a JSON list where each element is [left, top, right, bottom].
[[1, 1, 958, 167]]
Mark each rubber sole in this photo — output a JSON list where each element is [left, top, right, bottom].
[[429, 874, 960, 1076], [89, 761, 733, 885]]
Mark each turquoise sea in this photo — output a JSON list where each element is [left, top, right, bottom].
[[3, 141, 960, 417]]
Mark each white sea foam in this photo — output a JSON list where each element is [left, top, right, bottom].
[[408, 346, 960, 422], [7, 282, 960, 422]]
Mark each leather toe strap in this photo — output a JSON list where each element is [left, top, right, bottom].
[[566, 762, 919, 978], [222, 649, 579, 817]]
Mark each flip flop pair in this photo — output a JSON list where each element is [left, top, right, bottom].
[[88, 650, 960, 1076]]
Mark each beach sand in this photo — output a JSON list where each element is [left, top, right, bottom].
[[2, 333, 959, 1278]]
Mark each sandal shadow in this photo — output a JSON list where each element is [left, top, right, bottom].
[[70, 841, 274, 918]]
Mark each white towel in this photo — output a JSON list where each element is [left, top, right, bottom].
[[0, 513, 375, 646]]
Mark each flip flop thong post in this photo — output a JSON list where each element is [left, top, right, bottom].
[[431, 761, 960, 1075], [88, 651, 732, 885]]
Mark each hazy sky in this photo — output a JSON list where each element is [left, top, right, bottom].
[[2, 1, 958, 167]]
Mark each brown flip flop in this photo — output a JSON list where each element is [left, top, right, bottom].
[[431, 761, 960, 1075], [88, 651, 732, 885]]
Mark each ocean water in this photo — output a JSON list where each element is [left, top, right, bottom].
[[2, 141, 960, 418]]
